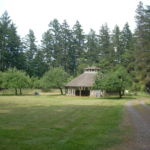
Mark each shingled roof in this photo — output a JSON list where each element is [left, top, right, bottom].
[[65, 72, 97, 87]]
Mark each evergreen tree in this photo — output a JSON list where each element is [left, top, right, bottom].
[[41, 29, 54, 66], [24, 29, 37, 77], [134, 1, 150, 86], [0, 11, 11, 71], [121, 22, 135, 73], [0, 11, 25, 72], [72, 21, 85, 74], [60, 20, 75, 74], [86, 29, 99, 66], [98, 23, 113, 71], [98, 23, 111, 59], [121, 22, 133, 51], [34, 49, 48, 78], [111, 25, 122, 65], [8, 23, 22, 69], [48, 19, 62, 68]]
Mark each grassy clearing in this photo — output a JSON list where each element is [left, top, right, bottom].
[[0, 88, 65, 95], [0, 95, 134, 150]]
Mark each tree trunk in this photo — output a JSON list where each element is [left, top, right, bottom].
[[20, 88, 22, 95], [60, 87, 63, 95], [15, 88, 17, 95], [119, 90, 122, 98], [3, 89, 4, 94], [122, 90, 124, 95]]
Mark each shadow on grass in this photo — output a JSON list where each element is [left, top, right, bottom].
[[0, 102, 129, 150]]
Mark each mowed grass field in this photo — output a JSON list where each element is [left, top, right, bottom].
[[0, 95, 133, 150]]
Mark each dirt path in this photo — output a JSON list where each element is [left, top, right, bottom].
[[124, 98, 150, 150]]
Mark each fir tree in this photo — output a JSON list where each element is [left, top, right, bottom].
[[86, 29, 99, 66], [134, 1, 150, 86], [49, 19, 62, 68], [41, 29, 54, 66], [24, 29, 37, 77], [0, 11, 11, 71], [72, 21, 85, 74], [111, 25, 122, 65]]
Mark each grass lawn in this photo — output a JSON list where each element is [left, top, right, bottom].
[[0, 88, 64, 95], [0, 95, 134, 150]]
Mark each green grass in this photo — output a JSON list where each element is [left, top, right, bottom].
[[0, 95, 133, 150], [145, 98, 150, 106], [0, 88, 65, 95]]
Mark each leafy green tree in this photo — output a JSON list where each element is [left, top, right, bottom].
[[16, 70, 31, 94], [93, 66, 132, 98], [2, 68, 30, 95], [40, 67, 69, 94], [30, 76, 38, 89]]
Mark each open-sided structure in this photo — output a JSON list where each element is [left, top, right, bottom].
[[65, 67, 103, 97]]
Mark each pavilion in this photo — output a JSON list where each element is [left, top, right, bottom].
[[65, 67, 104, 97]]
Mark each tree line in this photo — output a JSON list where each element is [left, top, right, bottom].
[[0, 1, 150, 92], [0, 67, 71, 95]]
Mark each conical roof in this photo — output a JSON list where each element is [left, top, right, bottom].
[[65, 67, 100, 87], [65, 72, 97, 87]]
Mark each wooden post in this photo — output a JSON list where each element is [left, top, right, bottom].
[[80, 87, 81, 96]]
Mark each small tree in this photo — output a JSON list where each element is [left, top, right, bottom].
[[93, 66, 132, 98], [2, 68, 30, 95], [17, 70, 31, 94], [40, 67, 69, 94]]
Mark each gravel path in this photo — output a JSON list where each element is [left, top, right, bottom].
[[124, 98, 150, 150]]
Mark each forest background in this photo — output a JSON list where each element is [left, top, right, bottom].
[[0, 1, 150, 92]]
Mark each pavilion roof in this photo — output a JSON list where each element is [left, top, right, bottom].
[[65, 72, 96, 87]]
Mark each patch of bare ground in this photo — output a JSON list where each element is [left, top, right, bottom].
[[110, 98, 150, 150], [114, 98, 150, 150], [109, 106, 135, 150]]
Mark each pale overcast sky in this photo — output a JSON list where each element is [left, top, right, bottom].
[[0, 0, 150, 44]]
